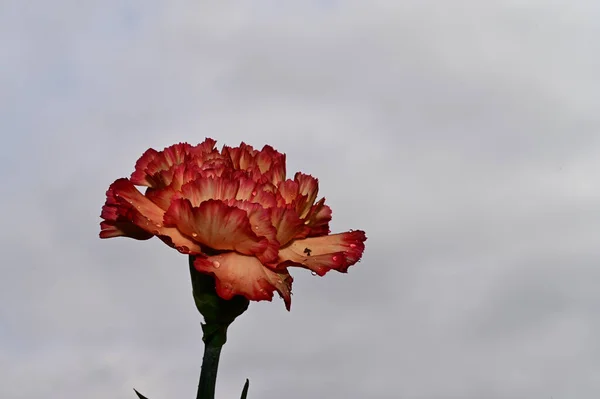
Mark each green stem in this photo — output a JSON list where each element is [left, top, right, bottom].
[[197, 342, 223, 399], [188, 255, 248, 399]]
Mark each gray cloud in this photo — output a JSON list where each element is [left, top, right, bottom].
[[2, 1, 600, 398]]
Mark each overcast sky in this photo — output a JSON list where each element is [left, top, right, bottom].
[[2, 1, 600, 398]]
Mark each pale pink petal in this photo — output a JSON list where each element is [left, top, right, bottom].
[[277, 230, 367, 275], [194, 252, 293, 310]]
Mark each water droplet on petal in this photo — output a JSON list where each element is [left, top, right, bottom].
[[311, 271, 317, 276], [212, 261, 220, 268], [332, 256, 338, 262], [192, 232, 198, 237], [252, 191, 257, 196], [155, 224, 162, 228], [350, 244, 356, 248]]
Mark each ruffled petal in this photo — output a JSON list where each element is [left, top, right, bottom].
[[144, 186, 180, 211], [180, 177, 240, 207], [227, 200, 280, 264], [130, 139, 218, 188], [271, 206, 310, 247], [99, 220, 153, 240], [293, 173, 319, 218], [276, 179, 299, 206], [100, 178, 202, 254], [235, 174, 258, 201], [163, 199, 268, 255], [222, 142, 257, 171], [303, 197, 332, 236], [130, 148, 160, 186], [277, 230, 367, 275], [256, 146, 287, 186], [99, 181, 156, 239], [188, 137, 218, 158], [194, 252, 293, 310], [142, 143, 192, 188], [254, 191, 277, 209], [255, 145, 284, 172]]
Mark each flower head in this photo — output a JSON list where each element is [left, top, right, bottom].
[[100, 139, 367, 310]]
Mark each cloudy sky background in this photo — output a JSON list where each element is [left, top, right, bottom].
[[2, 1, 600, 398]]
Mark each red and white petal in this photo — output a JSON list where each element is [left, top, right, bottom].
[[238, 143, 258, 170], [220, 146, 240, 168], [277, 230, 367, 275], [228, 200, 280, 264], [130, 148, 160, 187], [293, 173, 319, 218], [144, 186, 180, 211], [235, 174, 258, 201], [198, 156, 232, 178], [163, 199, 268, 255], [106, 179, 166, 223], [99, 179, 201, 253], [180, 177, 240, 207], [223, 142, 257, 171], [276, 179, 299, 206], [148, 163, 185, 190], [255, 145, 286, 185], [99, 186, 153, 239], [251, 188, 277, 208], [270, 206, 311, 247], [194, 252, 293, 310], [303, 198, 332, 236], [255, 145, 284, 173], [188, 138, 218, 158], [142, 143, 192, 188], [264, 158, 286, 186], [99, 218, 153, 240]]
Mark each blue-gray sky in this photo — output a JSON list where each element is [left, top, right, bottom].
[[2, 1, 600, 398]]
